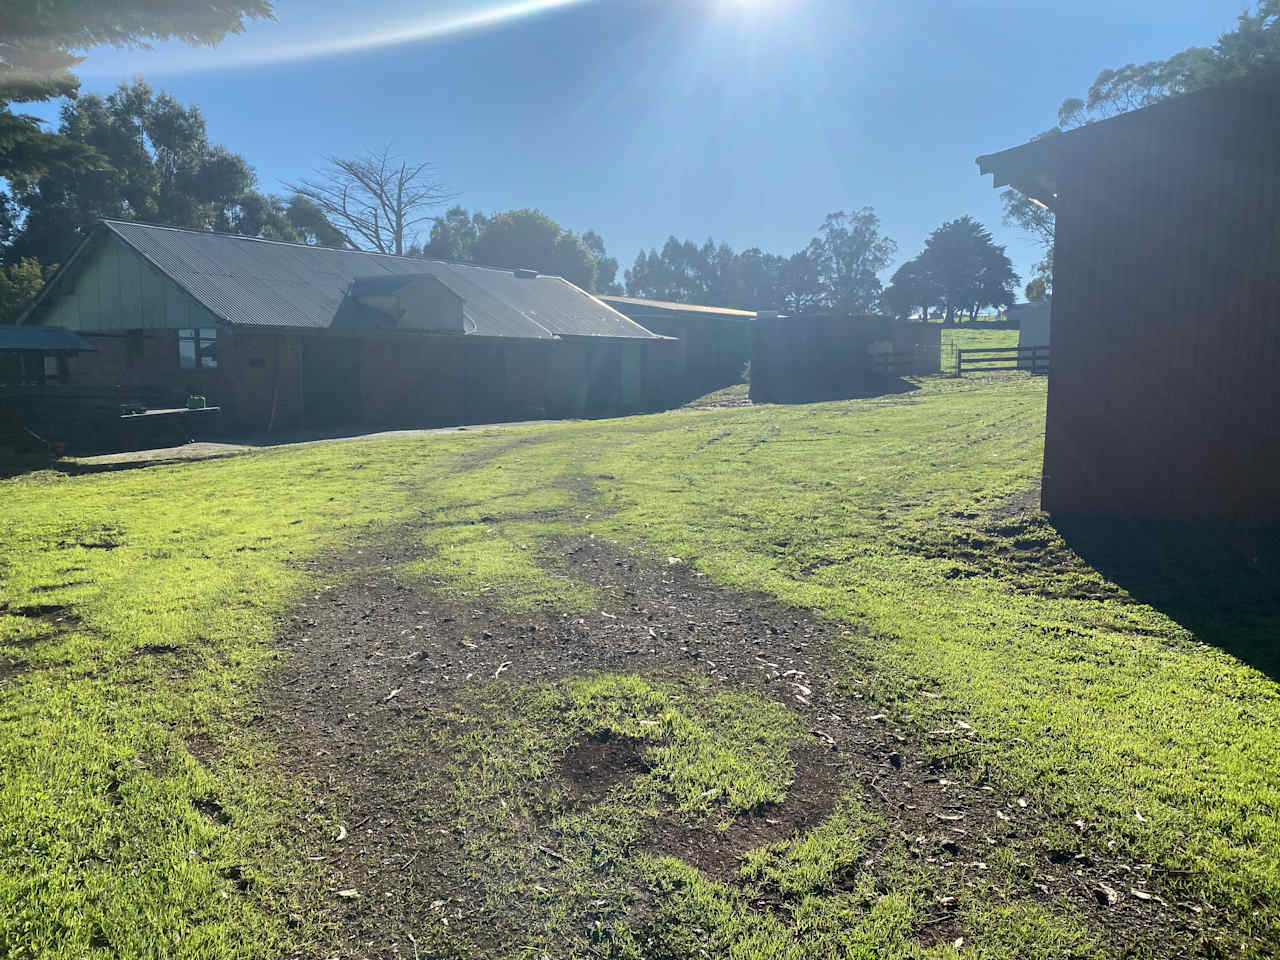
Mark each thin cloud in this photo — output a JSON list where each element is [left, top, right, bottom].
[[77, 0, 595, 76]]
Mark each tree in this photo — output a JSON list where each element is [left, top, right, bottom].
[[1, 1, 274, 255], [1011, 5, 1280, 295], [1024, 249, 1053, 302], [471, 209, 597, 289], [806, 209, 896, 314], [218, 192, 348, 246], [289, 148, 452, 256], [419, 206, 619, 292], [735, 248, 785, 312], [775, 250, 822, 314], [0, 258, 53, 323], [882, 256, 940, 321], [625, 211, 894, 314], [1, 0, 273, 102], [582, 230, 621, 294], [1058, 2, 1280, 127], [6, 81, 344, 266], [907, 217, 1017, 322], [422, 205, 487, 261], [1000, 188, 1054, 250], [625, 238, 715, 304]]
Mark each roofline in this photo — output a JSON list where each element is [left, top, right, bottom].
[[976, 65, 1280, 204], [16, 224, 109, 325], [27, 218, 662, 341], [96, 218, 571, 278], [229, 323, 561, 343], [99, 220, 241, 327]]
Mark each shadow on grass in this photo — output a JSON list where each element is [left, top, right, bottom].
[[1055, 515, 1280, 681], [749, 375, 922, 405]]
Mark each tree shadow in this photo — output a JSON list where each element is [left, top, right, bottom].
[[1053, 515, 1280, 681]]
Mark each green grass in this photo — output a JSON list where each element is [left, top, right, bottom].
[[940, 326, 1020, 353], [2, 373, 1278, 957]]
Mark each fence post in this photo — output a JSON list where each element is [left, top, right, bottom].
[[954, 349, 963, 378]]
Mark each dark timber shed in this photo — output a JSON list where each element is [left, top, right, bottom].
[[978, 70, 1280, 524]]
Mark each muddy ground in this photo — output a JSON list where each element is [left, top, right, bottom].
[[258, 530, 1202, 959]]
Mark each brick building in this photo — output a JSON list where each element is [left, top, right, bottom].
[[19, 220, 683, 436]]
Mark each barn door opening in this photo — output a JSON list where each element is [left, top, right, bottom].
[[302, 336, 363, 426]]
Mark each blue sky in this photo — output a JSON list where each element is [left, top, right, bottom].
[[31, 0, 1243, 295]]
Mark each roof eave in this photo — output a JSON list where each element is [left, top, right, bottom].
[[976, 141, 1061, 210]]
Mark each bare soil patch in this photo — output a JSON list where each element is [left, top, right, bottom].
[[557, 732, 651, 809], [257, 530, 1200, 958]]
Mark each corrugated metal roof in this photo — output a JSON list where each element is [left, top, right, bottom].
[[100, 220, 660, 341], [0, 325, 96, 352]]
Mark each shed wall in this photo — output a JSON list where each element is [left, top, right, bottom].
[[1044, 87, 1280, 522], [55, 327, 684, 441], [36, 235, 221, 331], [750, 315, 941, 403], [619, 310, 752, 394]]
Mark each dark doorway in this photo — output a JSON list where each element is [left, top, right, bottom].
[[302, 337, 363, 426], [585, 341, 622, 415]]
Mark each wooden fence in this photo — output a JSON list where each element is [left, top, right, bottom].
[[954, 346, 1049, 377]]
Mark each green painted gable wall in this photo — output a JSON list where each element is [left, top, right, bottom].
[[32, 232, 221, 332]]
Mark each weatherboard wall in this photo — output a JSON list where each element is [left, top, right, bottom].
[[34, 233, 221, 332], [1043, 83, 1280, 523]]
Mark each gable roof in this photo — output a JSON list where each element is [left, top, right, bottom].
[[58, 220, 659, 341]]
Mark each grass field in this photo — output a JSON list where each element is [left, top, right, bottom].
[[2, 374, 1278, 958], [940, 326, 1020, 353]]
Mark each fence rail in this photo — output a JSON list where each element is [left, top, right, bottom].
[[955, 345, 1049, 377]]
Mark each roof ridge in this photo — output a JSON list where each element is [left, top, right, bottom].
[[99, 219, 573, 279]]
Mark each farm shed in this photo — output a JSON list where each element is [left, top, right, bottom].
[[749, 314, 942, 403], [599, 296, 754, 395], [1009, 299, 1050, 351], [1008, 299, 1051, 372], [978, 69, 1280, 523], [19, 220, 683, 441]]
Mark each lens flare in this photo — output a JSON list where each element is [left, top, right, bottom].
[[79, 0, 597, 75]]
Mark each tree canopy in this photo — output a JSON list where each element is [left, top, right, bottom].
[[0, 258, 51, 323], [1058, 2, 1280, 128], [0, 80, 345, 325], [624, 209, 895, 315], [1000, 3, 1280, 298], [421, 207, 620, 294], [1, 0, 273, 102], [6, 81, 345, 267], [882, 217, 1017, 322], [0, 2, 281, 320]]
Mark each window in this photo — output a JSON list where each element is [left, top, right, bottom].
[[179, 328, 218, 369]]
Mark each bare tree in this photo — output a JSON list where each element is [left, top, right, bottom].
[[288, 148, 452, 256]]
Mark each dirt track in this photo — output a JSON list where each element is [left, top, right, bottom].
[[260, 531, 1192, 959]]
